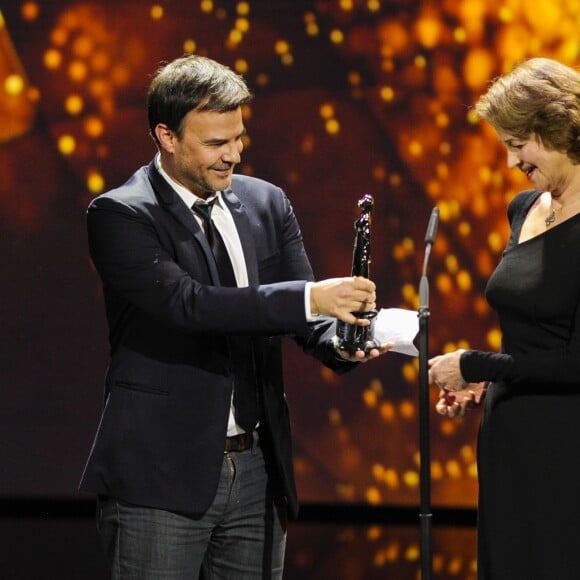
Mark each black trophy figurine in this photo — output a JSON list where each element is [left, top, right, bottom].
[[333, 194, 380, 355]]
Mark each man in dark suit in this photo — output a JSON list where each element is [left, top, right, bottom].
[[80, 55, 389, 579]]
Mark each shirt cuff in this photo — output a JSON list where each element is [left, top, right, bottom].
[[304, 282, 318, 322]]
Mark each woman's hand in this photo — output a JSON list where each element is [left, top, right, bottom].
[[435, 382, 488, 418], [428, 349, 468, 392]]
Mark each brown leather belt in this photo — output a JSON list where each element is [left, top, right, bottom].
[[225, 432, 254, 452]]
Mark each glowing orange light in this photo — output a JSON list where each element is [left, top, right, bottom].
[[383, 469, 399, 488], [319, 103, 334, 119], [27, 87, 40, 102], [380, 86, 395, 102], [91, 50, 110, 73], [487, 328, 502, 350], [111, 65, 130, 87], [150, 4, 164, 20], [329, 29, 344, 44], [183, 39, 196, 53], [305, 23, 319, 36], [87, 170, 105, 194], [488, 231, 504, 253], [255, 73, 269, 87], [408, 140, 423, 157], [463, 48, 495, 90], [328, 408, 342, 426], [65, 94, 84, 115], [89, 79, 110, 98], [235, 17, 249, 32], [445, 255, 459, 274], [436, 273, 453, 294], [72, 35, 93, 58], [454, 27, 467, 43], [50, 27, 68, 46], [363, 389, 378, 408], [457, 270, 472, 292], [200, 0, 213, 13], [401, 283, 416, 303], [402, 362, 418, 383], [58, 134, 76, 155], [440, 420, 457, 436], [348, 71, 362, 86], [499, 6, 514, 23], [446, 460, 462, 479], [403, 471, 419, 488], [458, 221, 472, 237], [228, 29, 243, 44], [274, 40, 290, 55], [399, 400, 415, 420], [43, 49, 62, 69], [367, 525, 382, 540], [234, 59, 248, 74], [379, 402, 396, 422], [365, 486, 382, 504], [325, 119, 340, 135], [236, 1, 250, 15], [84, 116, 104, 138], [4, 74, 24, 95], [21, 2, 40, 21], [415, 15, 442, 49], [68, 60, 88, 82], [401, 237, 415, 254], [372, 464, 385, 480]]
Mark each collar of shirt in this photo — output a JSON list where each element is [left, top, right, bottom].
[[154, 153, 224, 209]]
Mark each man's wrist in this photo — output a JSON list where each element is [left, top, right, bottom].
[[305, 282, 318, 321]]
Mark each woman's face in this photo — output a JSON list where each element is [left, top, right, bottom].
[[497, 130, 574, 198]]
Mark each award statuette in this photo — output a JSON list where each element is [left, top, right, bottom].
[[333, 194, 380, 355]]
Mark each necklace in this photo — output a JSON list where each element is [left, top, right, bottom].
[[545, 195, 580, 227], [545, 206, 560, 227]]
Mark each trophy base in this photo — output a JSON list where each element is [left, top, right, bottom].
[[332, 310, 380, 355]]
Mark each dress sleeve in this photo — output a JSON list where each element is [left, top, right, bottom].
[[460, 322, 580, 385]]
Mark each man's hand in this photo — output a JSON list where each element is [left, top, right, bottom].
[[335, 342, 394, 363], [310, 276, 376, 325], [435, 382, 488, 418]]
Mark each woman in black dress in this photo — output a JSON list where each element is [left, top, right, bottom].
[[429, 58, 580, 580]]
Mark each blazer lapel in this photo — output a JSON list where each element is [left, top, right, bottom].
[[146, 160, 221, 284], [222, 187, 259, 285]]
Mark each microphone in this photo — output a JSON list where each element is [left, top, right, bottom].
[[420, 207, 439, 307], [424, 207, 439, 246]]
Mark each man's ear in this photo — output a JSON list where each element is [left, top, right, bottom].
[[154, 123, 175, 153]]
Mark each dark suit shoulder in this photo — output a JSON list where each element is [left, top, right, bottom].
[[229, 174, 292, 216], [88, 165, 155, 211], [231, 173, 280, 193]]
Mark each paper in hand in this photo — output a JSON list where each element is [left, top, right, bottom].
[[373, 308, 419, 357]]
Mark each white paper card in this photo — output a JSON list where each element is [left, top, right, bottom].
[[373, 308, 419, 357]]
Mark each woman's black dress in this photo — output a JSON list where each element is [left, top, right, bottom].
[[460, 190, 580, 580]]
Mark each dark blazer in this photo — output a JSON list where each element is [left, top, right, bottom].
[[79, 160, 353, 518]]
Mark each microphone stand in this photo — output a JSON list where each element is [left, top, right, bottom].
[[418, 207, 439, 580]]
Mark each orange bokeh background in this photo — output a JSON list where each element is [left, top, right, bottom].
[[0, 0, 577, 510]]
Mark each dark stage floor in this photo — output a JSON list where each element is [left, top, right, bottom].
[[0, 501, 476, 579]]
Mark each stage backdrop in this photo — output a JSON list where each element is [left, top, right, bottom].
[[1, 0, 577, 507]]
